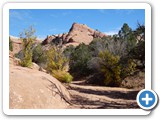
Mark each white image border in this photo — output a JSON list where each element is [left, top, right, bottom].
[[3, 2, 151, 115]]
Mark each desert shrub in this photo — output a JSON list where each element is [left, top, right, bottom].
[[51, 70, 73, 83], [86, 24, 143, 87], [9, 37, 13, 51], [89, 38, 108, 57], [89, 36, 129, 59], [19, 39, 33, 67], [98, 50, 122, 87], [63, 45, 75, 59], [19, 26, 36, 67], [128, 41, 145, 69], [106, 39, 129, 57], [87, 57, 101, 72], [69, 43, 92, 77], [46, 47, 68, 71], [121, 59, 137, 78], [32, 44, 47, 64], [87, 38, 138, 86], [62, 23, 144, 87], [46, 46, 72, 83], [14, 53, 19, 58]]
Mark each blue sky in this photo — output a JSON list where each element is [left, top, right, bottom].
[[9, 9, 145, 40]]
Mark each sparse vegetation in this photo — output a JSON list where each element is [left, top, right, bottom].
[[63, 23, 145, 87], [98, 50, 121, 86], [46, 46, 73, 83], [9, 9, 146, 110], [10, 23, 144, 87], [32, 43, 47, 65], [51, 70, 73, 83], [19, 26, 36, 67]]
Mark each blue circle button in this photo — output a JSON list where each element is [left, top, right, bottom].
[[137, 89, 158, 110]]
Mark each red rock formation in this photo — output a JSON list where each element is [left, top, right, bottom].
[[42, 23, 107, 46]]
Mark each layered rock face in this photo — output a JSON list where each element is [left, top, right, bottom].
[[42, 23, 107, 46]]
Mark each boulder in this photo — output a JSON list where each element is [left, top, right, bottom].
[[42, 35, 56, 45], [10, 65, 71, 109]]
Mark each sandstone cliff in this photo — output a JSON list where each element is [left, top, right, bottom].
[[42, 23, 107, 46]]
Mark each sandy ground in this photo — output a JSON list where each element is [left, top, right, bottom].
[[66, 80, 140, 109]]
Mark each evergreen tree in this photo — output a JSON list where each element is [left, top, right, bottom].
[[118, 23, 137, 51]]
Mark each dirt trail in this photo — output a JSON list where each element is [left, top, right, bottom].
[[66, 80, 140, 109]]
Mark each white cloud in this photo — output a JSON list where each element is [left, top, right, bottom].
[[104, 31, 118, 36], [104, 26, 121, 36]]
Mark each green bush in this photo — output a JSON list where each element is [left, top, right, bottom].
[[14, 53, 19, 58], [19, 38, 33, 67], [98, 50, 122, 87], [69, 43, 92, 77], [63, 45, 75, 59], [46, 47, 68, 72], [89, 38, 108, 57], [128, 41, 145, 69], [46, 47, 72, 83], [32, 44, 47, 64], [121, 59, 137, 78], [19, 26, 36, 67], [51, 70, 73, 83]]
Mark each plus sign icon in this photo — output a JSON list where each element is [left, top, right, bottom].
[[137, 89, 158, 110]]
